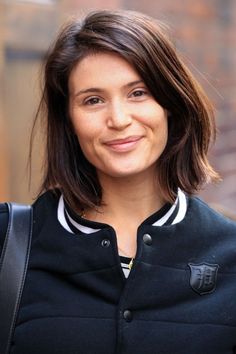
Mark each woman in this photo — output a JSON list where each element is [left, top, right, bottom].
[[1, 9, 236, 354]]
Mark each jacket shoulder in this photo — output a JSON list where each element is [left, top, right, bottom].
[[32, 189, 61, 236], [188, 196, 236, 233]]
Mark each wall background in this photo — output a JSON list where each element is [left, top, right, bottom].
[[0, 0, 235, 215]]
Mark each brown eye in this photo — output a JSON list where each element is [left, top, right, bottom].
[[130, 89, 148, 98], [84, 97, 102, 105], [133, 90, 144, 96]]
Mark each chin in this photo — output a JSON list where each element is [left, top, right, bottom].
[[98, 165, 148, 179]]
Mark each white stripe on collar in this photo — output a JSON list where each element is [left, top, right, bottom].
[[172, 189, 187, 225], [57, 188, 187, 235], [152, 188, 186, 226], [65, 207, 101, 234], [152, 193, 178, 226], [58, 195, 73, 233]]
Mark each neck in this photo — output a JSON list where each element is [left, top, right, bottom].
[[91, 170, 166, 224]]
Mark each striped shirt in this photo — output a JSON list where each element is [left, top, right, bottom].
[[57, 188, 187, 278]]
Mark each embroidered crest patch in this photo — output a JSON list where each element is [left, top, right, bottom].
[[188, 263, 219, 295]]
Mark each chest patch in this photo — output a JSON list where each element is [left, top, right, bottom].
[[188, 263, 219, 295]]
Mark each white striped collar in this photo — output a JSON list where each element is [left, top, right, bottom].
[[57, 195, 101, 234], [57, 188, 187, 235], [171, 189, 187, 225], [152, 189, 187, 226]]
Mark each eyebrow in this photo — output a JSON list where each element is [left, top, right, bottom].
[[73, 80, 144, 98]]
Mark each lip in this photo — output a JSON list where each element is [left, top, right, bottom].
[[104, 136, 143, 152]]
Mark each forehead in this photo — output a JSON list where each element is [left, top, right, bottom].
[[68, 52, 142, 92]]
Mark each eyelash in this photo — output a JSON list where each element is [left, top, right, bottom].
[[83, 88, 149, 106]]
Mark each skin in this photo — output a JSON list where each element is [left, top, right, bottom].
[[69, 52, 168, 257]]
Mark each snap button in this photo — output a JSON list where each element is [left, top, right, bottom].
[[123, 310, 133, 322], [143, 233, 152, 245], [101, 239, 110, 247]]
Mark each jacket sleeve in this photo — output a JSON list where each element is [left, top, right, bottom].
[[0, 203, 9, 253]]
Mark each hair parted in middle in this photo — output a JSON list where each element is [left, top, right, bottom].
[[33, 9, 219, 211]]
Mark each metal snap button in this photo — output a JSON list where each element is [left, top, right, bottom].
[[123, 309, 133, 322], [143, 233, 152, 245], [101, 239, 111, 247]]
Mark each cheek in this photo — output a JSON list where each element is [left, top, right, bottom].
[[74, 132, 95, 164], [72, 121, 100, 161], [71, 115, 94, 142], [151, 110, 168, 137], [74, 129, 92, 150], [152, 114, 168, 152]]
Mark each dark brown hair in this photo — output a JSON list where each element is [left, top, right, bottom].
[[32, 9, 219, 211]]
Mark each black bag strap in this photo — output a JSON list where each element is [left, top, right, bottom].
[[0, 203, 33, 354]]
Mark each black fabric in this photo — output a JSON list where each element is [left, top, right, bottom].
[[0, 191, 236, 353], [120, 256, 131, 264]]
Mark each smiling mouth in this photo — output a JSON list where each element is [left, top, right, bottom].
[[104, 136, 143, 152]]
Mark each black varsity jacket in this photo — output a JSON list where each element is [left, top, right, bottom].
[[0, 190, 236, 354]]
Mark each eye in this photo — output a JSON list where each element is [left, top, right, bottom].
[[84, 97, 103, 105], [130, 89, 149, 98]]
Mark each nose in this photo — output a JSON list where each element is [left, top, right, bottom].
[[107, 100, 132, 130]]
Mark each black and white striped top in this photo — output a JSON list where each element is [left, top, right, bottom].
[[57, 189, 187, 278]]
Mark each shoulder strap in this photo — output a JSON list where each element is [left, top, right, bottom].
[[0, 203, 33, 354]]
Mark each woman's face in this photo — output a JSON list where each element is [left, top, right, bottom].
[[69, 52, 168, 181]]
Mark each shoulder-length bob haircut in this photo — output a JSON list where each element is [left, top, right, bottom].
[[33, 9, 219, 210]]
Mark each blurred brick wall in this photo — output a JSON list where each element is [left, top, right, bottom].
[[0, 1, 60, 203]]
